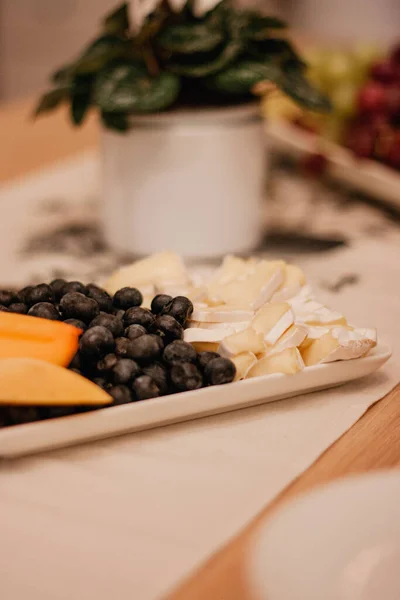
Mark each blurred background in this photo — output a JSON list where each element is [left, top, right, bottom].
[[2, 0, 400, 101]]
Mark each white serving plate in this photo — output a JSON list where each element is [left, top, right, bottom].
[[0, 343, 390, 459], [248, 469, 400, 600], [266, 121, 400, 211]]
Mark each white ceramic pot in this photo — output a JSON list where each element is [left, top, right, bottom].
[[101, 104, 266, 259]]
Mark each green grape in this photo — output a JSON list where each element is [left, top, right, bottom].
[[332, 82, 358, 119], [319, 50, 357, 93], [352, 42, 383, 84]]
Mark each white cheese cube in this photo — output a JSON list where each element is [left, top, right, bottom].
[[271, 264, 306, 302], [259, 324, 308, 357], [251, 302, 294, 345], [248, 347, 305, 377], [209, 260, 285, 309], [218, 328, 265, 358], [231, 352, 258, 381]]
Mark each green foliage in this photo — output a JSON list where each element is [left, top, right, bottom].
[[95, 65, 181, 112], [36, 0, 331, 131]]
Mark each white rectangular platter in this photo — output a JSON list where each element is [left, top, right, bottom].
[[266, 121, 400, 211], [0, 343, 391, 459]]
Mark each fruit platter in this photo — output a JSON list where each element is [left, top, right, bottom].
[[264, 42, 400, 209], [0, 252, 390, 458]]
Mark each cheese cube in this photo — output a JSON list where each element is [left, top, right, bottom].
[[218, 328, 265, 358], [271, 264, 306, 302], [251, 302, 294, 345], [231, 352, 258, 381], [210, 260, 285, 310], [248, 347, 305, 377], [259, 324, 308, 357]]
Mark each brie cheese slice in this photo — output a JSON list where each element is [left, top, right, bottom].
[[231, 352, 258, 381], [271, 264, 306, 302], [209, 260, 285, 310], [191, 305, 254, 323], [289, 290, 347, 327], [259, 324, 308, 357], [184, 326, 238, 344], [218, 328, 265, 358], [251, 302, 294, 345], [248, 347, 305, 377], [301, 327, 377, 366], [207, 255, 249, 303], [187, 320, 249, 332], [105, 251, 189, 295], [297, 307, 347, 327]]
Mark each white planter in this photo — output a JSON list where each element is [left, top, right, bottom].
[[101, 104, 266, 259]]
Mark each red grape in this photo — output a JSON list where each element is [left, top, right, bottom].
[[357, 82, 386, 114], [370, 60, 396, 84], [386, 85, 400, 118]]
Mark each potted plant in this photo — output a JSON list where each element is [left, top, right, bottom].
[[36, 0, 329, 259]]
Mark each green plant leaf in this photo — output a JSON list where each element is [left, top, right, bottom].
[[206, 59, 282, 94], [94, 64, 181, 112], [157, 22, 224, 54], [282, 63, 332, 112], [250, 38, 303, 64], [246, 15, 287, 41], [34, 87, 70, 116], [52, 64, 73, 85], [70, 75, 93, 125], [168, 41, 241, 77], [71, 94, 91, 125], [101, 111, 130, 132], [104, 2, 130, 36], [73, 35, 127, 75]]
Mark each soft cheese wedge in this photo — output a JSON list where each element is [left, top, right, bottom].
[[271, 264, 306, 302], [191, 305, 254, 323], [209, 260, 285, 310], [248, 347, 305, 377], [0, 358, 112, 406], [218, 328, 265, 358], [187, 320, 249, 331], [251, 302, 294, 345], [299, 325, 353, 350], [184, 327, 235, 344], [104, 251, 189, 295], [231, 352, 258, 381], [289, 292, 347, 327], [207, 255, 249, 303], [184, 318, 250, 344], [259, 324, 308, 357], [301, 327, 377, 366]]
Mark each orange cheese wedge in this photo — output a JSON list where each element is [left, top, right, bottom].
[[0, 312, 81, 366], [0, 358, 112, 406]]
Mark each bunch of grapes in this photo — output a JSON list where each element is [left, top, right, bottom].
[[344, 45, 400, 169]]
